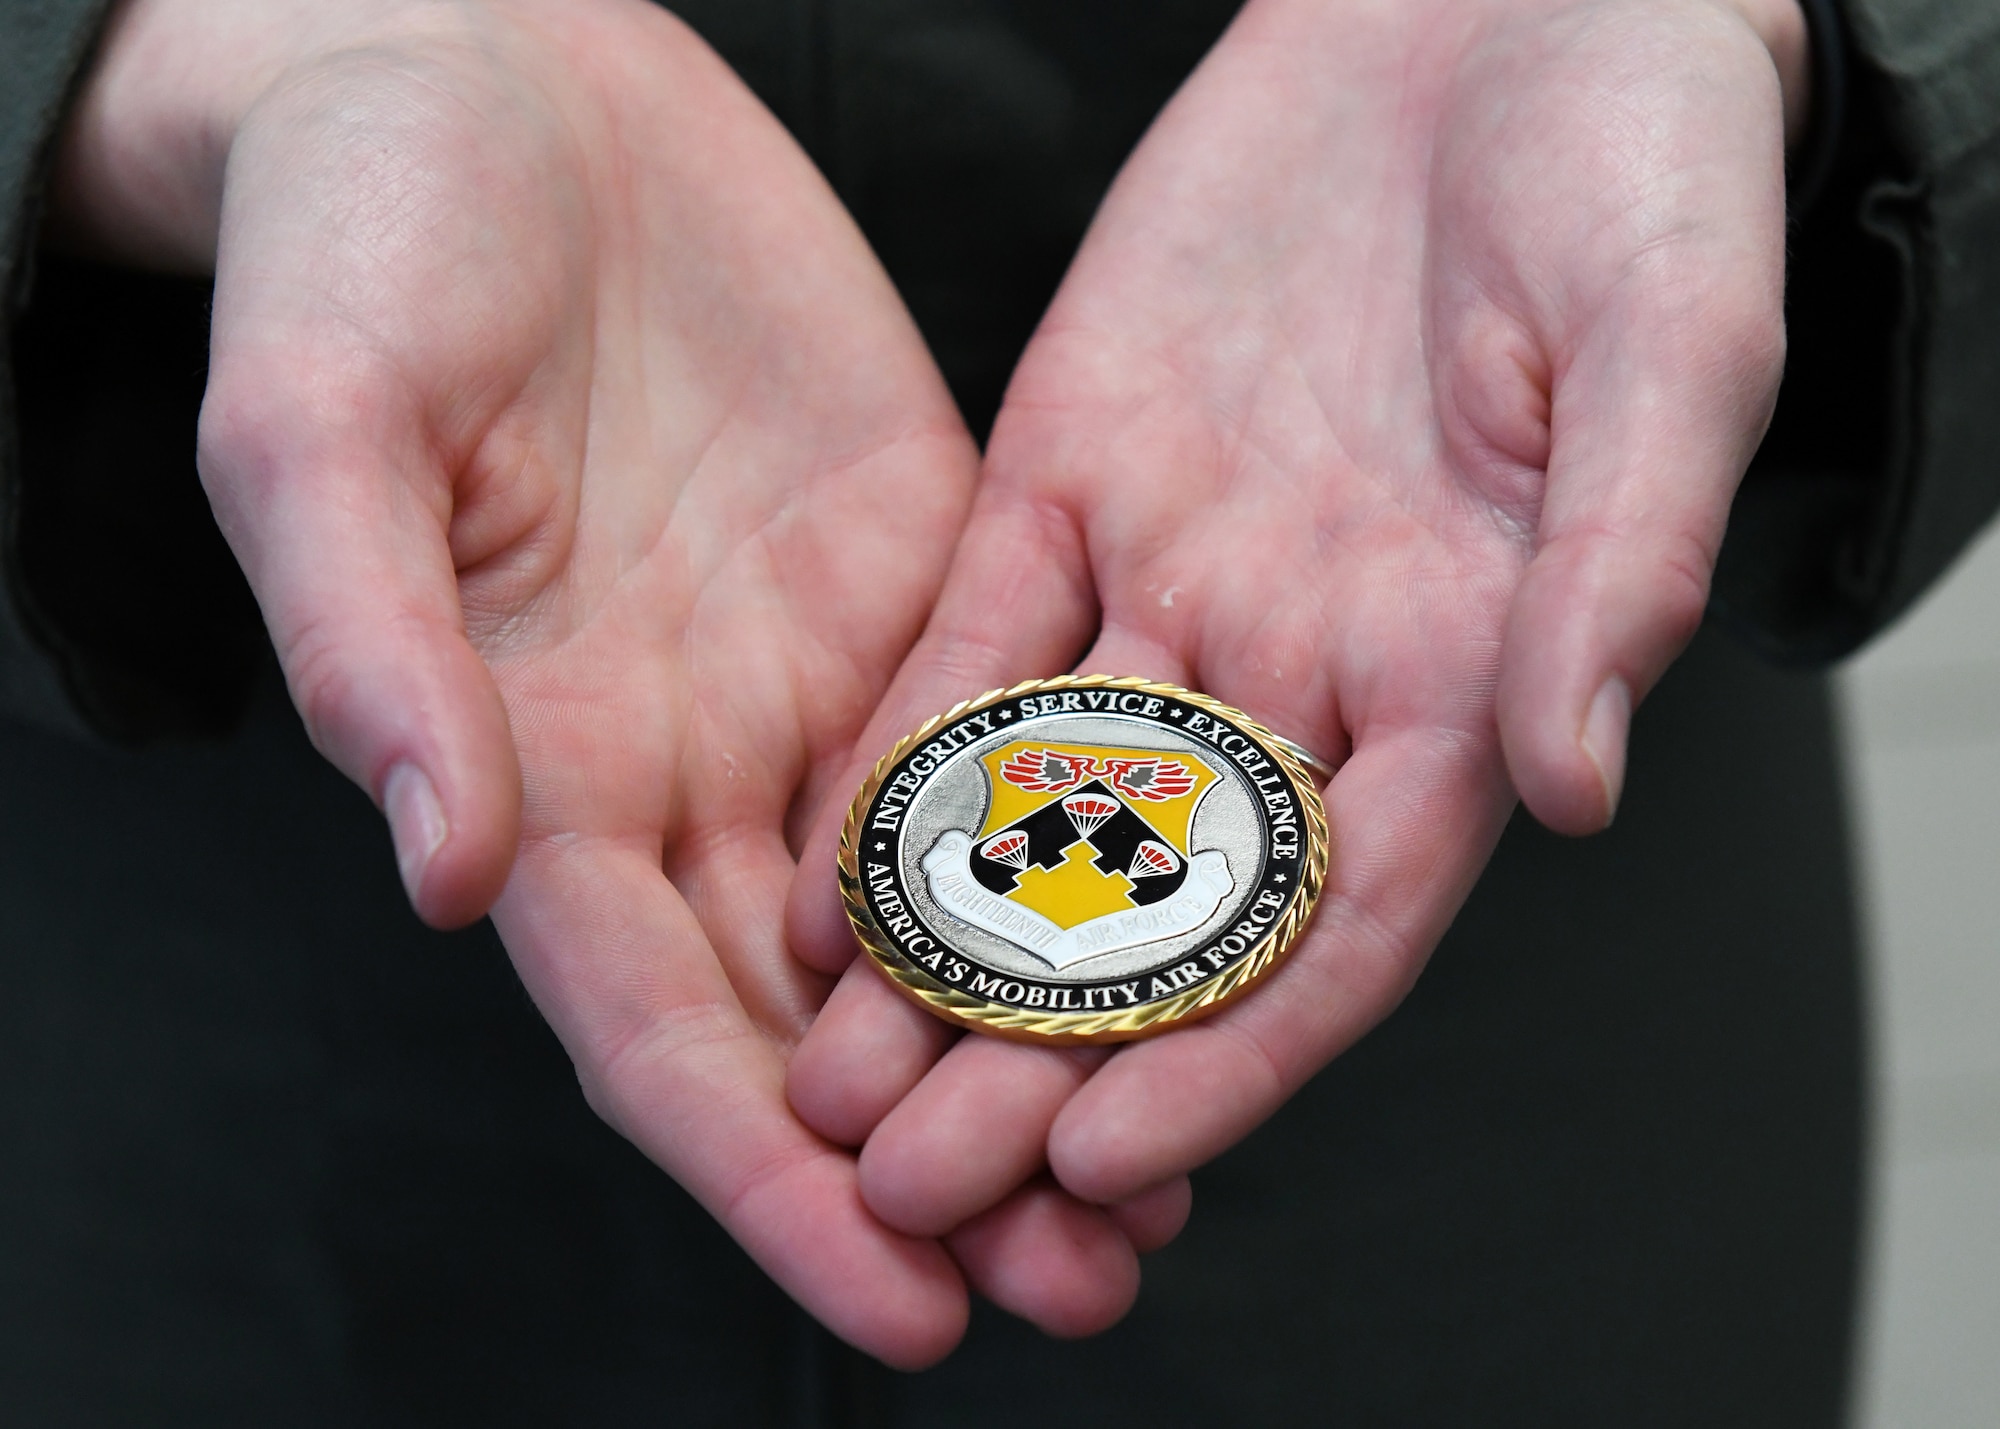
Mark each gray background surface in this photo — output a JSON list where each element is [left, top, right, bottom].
[[1841, 516, 2000, 1427]]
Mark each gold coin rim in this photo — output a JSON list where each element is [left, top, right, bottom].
[[839, 674, 1332, 1045]]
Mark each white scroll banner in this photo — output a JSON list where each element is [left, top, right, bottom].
[[921, 829, 1235, 972]]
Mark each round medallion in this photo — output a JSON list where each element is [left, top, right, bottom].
[[839, 676, 1330, 1043]]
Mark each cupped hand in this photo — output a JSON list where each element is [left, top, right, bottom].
[[51, 0, 1146, 1364], [788, 0, 1803, 1273]]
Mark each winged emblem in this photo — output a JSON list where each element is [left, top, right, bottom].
[[999, 749, 1199, 802], [998, 748, 1094, 793], [1103, 757, 1197, 802]]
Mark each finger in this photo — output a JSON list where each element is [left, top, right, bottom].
[[779, 505, 1125, 1177], [1498, 235, 1786, 835], [1048, 723, 1514, 1205], [947, 1178, 1141, 1339], [785, 491, 1097, 977], [860, 1035, 1109, 1238], [813, 629, 1188, 1218], [778, 492, 1096, 1263], [1075, 622, 1192, 687], [495, 837, 969, 1368], [797, 629, 1183, 1190], [789, 955, 959, 1148], [1094, 600, 1352, 781], [671, 820, 831, 1046], [197, 360, 520, 927], [1106, 1176, 1193, 1254]]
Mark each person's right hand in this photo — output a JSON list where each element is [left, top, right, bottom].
[[48, 0, 1152, 1363], [784, 0, 1801, 1290]]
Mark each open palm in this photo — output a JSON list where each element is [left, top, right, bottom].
[[789, 0, 1799, 1267], [51, 0, 1116, 1363]]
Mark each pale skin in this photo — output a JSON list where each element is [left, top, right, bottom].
[[50, 0, 1805, 1368], [50, 0, 1189, 1365]]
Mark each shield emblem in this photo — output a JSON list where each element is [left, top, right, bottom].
[[965, 741, 1222, 932]]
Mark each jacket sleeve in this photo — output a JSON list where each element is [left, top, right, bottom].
[[1716, 0, 2000, 662], [0, 0, 265, 743], [0, 0, 112, 737]]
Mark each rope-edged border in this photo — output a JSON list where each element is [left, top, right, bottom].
[[838, 675, 1332, 1044]]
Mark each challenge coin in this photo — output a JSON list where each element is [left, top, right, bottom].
[[839, 676, 1330, 1043]]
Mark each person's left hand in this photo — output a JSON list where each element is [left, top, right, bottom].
[[50, 0, 1173, 1359], [783, 0, 1803, 1259]]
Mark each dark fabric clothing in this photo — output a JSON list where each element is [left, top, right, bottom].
[[1717, 0, 2000, 658], [0, 0, 112, 736], [0, 672, 831, 1427], [1790, 0, 1850, 215], [0, 0, 1957, 1422], [0, 615, 1860, 1428]]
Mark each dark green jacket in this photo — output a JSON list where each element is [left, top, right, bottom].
[[0, 7, 1894, 1418], [1, 0, 1996, 738]]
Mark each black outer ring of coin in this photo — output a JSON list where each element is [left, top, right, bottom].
[[839, 675, 1331, 1044]]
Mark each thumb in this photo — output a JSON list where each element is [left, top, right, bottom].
[[1497, 266, 1785, 836], [198, 350, 521, 927], [784, 489, 1098, 976]]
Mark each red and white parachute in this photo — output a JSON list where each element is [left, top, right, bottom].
[[1127, 839, 1180, 879], [1061, 793, 1121, 840], [979, 831, 1030, 869]]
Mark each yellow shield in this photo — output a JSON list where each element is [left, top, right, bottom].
[[973, 741, 1220, 931]]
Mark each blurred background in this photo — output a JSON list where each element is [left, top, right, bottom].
[[1841, 517, 2000, 1426]]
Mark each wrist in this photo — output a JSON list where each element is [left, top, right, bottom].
[[44, 0, 483, 271]]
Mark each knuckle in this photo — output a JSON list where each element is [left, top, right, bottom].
[[921, 627, 1018, 695], [277, 612, 367, 762], [198, 346, 412, 533], [1616, 243, 1787, 401], [194, 372, 281, 512], [1543, 523, 1714, 673], [1632, 528, 1715, 661], [1708, 302, 1788, 409]]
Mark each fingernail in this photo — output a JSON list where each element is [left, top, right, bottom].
[[383, 762, 448, 900], [1579, 677, 1631, 825]]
